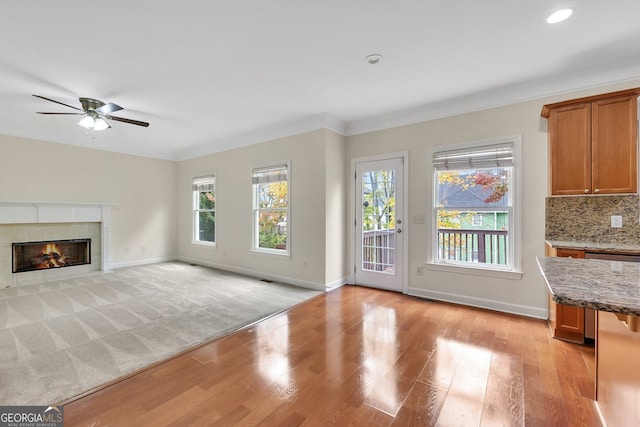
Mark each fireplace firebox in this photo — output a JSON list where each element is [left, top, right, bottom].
[[12, 239, 91, 273]]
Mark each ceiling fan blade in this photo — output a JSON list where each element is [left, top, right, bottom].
[[32, 95, 82, 111], [96, 102, 123, 115], [105, 115, 150, 127], [36, 112, 84, 115]]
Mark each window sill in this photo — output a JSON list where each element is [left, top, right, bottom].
[[425, 262, 522, 280], [192, 241, 216, 248], [251, 248, 290, 257]]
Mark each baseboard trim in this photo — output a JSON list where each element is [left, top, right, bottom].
[[325, 277, 349, 291], [110, 256, 178, 270], [407, 287, 548, 319], [177, 256, 326, 291]]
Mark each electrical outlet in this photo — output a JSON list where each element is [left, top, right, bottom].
[[611, 215, 623, 228], [416, 267, 423, 276]]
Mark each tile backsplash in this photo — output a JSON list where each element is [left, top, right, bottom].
[[546, 195, 640, 243]]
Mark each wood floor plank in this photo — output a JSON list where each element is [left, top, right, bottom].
[[391, 381, 447, 427], [480, 350, 525, 426], [64, 286, 601, 426], [435, 336, 493, 426]]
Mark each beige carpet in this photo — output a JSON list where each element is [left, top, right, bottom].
[[0, 261, 322, 405]]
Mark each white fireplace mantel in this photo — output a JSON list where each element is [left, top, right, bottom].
[[0, 201, 113, 271]]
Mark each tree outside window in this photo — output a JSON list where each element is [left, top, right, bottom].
[[193, 176, 215, 244], [433, 142, 514, 269], [253, 164, 289, 252], [362, 170, 396, 231]]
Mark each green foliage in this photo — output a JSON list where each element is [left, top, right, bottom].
[[257, 182, 288, 250], [199, 191, 215, 210], [197, 191, 215, 242], [362, 170, 396, 231], [259, 232, 287, 249]]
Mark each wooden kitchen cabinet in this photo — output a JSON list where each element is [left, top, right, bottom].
[[542, 88, 639, 196], [597, 311, 640, 426], [555, 248, 585, 259], [549, 248, 586, 343]]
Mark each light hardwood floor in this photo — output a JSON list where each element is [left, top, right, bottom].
[[64, 286, 601, 426]]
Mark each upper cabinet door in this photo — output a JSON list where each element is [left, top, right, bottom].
[[545, 89, 639, 196], [549, 103, 591, 195], [592, 95, 638, 195]]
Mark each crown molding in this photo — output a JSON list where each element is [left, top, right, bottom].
[[346, 65, 640, 137], [73, 65, 640, 161], [176, 113, 346, 161]]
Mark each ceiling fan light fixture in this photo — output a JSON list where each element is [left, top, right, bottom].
[[78, 115, 96, 129], [93, 118, 110, 131], [78, 114, 110, 131], [34, 94, 150, 129]]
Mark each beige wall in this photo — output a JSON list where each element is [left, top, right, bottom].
[[177, 129, 348, 290], [0, 135, 178, 267], [346, 79, 640, 318], [3, 79, 638, 314], [324, 130, 347, 287]]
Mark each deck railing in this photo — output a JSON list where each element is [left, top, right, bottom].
[[437, 228, 508, 265], [362, 229, 396, 272]]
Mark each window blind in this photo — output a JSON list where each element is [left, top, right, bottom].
[[252, 164, 288, 184], [192, 176, 215, 192], [433, 142, 513, 170]]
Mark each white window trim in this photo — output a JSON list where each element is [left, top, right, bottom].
[[192, 175, 216, 247], [251, 160, 291, 257], [426, 135, 522, 278]]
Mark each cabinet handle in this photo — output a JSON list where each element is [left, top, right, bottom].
[[584, 189, 590, 193], [594, 188, 600, 193]]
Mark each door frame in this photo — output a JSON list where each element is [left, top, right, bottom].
[[350, 151, 409, 294]]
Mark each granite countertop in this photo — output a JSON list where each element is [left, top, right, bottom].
[[546, 240, 640, 254], [537, 256, 640, 316]]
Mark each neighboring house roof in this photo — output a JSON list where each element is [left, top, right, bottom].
[[437, 180, 508, 208]]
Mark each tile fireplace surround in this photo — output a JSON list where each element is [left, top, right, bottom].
[[0, 202, 112, 287]]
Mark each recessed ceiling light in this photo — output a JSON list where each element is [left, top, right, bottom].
[[365, 54, 383, 65], [547, 8, 573, 24]]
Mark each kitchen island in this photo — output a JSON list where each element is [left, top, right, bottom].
[[537, 256, 640, 426]]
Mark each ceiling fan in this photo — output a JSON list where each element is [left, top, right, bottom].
[[33, 95, 149, 131]]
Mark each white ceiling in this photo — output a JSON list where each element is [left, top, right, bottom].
[[1, 1, 639, 160]]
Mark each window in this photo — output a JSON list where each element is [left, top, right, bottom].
[[433, 141, 514, 270], [252, 163, 289, 253], [193, 176, 215, 245]]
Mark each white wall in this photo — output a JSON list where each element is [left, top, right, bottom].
[[346, 80, 640, 318], [0, 135, 178, 267], [177, 129, 348, 290]]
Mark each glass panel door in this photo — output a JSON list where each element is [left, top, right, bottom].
[[355, 158, 403, 292]]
